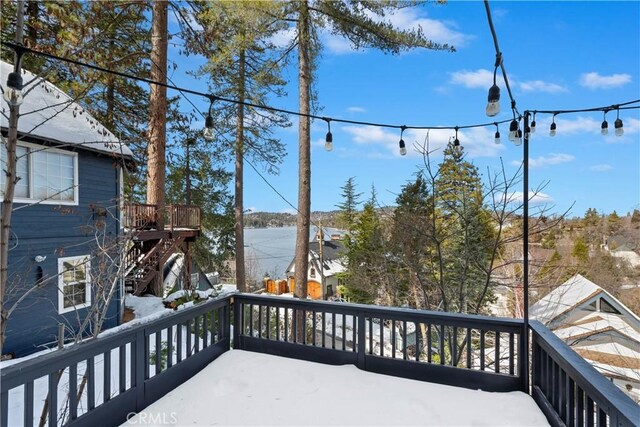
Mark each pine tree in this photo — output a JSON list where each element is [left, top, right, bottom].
[[166, 113, 234, 274], [336, 177, 363, 232], [607, 210, 621, 235], [190, 1, 290, 292], [289, 0, 454, 303], [434, 142, 496, 314]]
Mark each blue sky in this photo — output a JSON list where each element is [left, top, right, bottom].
[[173, 1, 640, 218]]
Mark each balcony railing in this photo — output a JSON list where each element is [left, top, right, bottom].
[[122, 203, 201, 230], [1, 294, 637, 427]]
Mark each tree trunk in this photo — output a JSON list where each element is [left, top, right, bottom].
[[235, 49, 247, 293], [147, 0, 168, 296], [0, 0, 24, 357], [294, 0, 311, 342], [147, 0, 168, 232], [26, 1, 37, 49]]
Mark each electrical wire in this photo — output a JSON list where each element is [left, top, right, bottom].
[[483, 0, 519, 118], [0, 41, 514, 132]]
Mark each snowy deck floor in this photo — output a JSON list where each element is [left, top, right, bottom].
[[127, 350, 549, 426]]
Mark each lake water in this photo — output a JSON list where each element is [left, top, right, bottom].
[[243, 226, 343, 279]]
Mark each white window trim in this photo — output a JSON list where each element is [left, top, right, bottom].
[[58, 255, 91, 314], [3, 140, 79, 206]]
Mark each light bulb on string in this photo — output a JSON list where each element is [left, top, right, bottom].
[[601, 110, 608, 136], [324, 118, 333, 151], [486, 54, 501, 117], [399, 126, 407, 156], [486, 84, 500, 117], [203, 96, 216, 141], [614, 109, 624, 136], [549, 114, 557, 137], [494, 123, 501, 145], [3, 71, 23, 106], [514, 128, 522, 146], [508, 119, 518, 143], [530, 113, 536, 134], [453, 127, 460, 146]]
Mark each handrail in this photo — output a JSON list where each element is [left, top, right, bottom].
[[234, 294, 526, 393], [1, 296, 230, 427], [3, 294, 636, 427], [530, 320, 638, 427], [122, 203, 201, 230]]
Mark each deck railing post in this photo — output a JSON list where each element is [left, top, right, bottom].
[[357, 310, 366, 370], [135, 328, 146, 412], [233, 297, 241, 349], [520, 322, 528, 392]]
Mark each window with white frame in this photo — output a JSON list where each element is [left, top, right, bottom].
[[1, 140, 78, 204], [58, 255, 91, 313]]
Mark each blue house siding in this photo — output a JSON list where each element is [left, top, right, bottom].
[[3, 147, 124, 358]]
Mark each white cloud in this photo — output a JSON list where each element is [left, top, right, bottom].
[[269, 27, 297, 49], [449, 71, 567, 94], [449, 69, 495, 89], [385, 8, 473, 48], [518, 80, 567, 93], [504, 191, 554, 205], [341, 125, 505, 158], [589, 164, 613, 172], [347, 107, 367, 113], [320, 8, 472, 55], [510, 153, 575, 168], [579, 72, 632, 89]]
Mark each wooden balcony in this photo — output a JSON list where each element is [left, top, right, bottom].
[[2, 295, 637, 427], [123, 203, 201, 231]]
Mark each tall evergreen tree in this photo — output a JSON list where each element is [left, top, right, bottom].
[[188, 1, 290, 292], [336, 177, 363, 232], [288, 1, 455, 303], [166, 113, 234, 274]]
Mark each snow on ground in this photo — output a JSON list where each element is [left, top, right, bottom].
[[127, 350, 549, 427]]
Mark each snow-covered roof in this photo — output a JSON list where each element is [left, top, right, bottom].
[[531, 274, 603, 324], [1, 61, 133, 158], [553, 311, 640, 343], [531, 274, 640, 326]]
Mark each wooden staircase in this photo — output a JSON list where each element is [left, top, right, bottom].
[[124, 236, 186, 295]]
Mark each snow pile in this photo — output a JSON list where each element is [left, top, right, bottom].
[[127, 350, 549, 426], [125, 294, 167, 319]]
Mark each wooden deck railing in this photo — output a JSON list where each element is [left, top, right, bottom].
[[2, 295, 637, 427], [122, 203, 201, 230]]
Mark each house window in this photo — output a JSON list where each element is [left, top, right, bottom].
[[310, 267, 316, 278], [1, 140, 78, 204], [58, 256, 91, 313], [0, 144, 29, 198], [190, 273, 199, 287], [600, 298, 621, 315]]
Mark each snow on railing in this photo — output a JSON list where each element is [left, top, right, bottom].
[[0, 297, 230, 427]]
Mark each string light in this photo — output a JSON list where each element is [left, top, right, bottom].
[[494, 123, 501, 144], [614, 109, 624, 136], [1, 42, 637, 153], [549, 114, 557, 137], [453, 127, 460, 147], [530, 112, 536, 134], [486, 53, 502, 117], [203, 96, 215, 141], [601, 110, 609, 136], [508, 119, 518, 143], [324, 118, 333, 151], [398, 126, 407, 156], [3, 46, 25, 107]]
